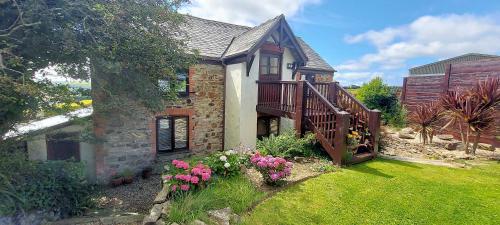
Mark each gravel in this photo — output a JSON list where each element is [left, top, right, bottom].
[[93, 175, 163, 214]]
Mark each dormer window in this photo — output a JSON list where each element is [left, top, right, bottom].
[[259, 53, 281, 80]]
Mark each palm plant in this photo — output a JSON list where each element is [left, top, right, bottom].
[[440, 77, 499, 154], [408, 102, 444, 144]]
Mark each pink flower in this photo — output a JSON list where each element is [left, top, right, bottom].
[[171, 184, 178, 191], [270, 173, 279, 181], [163, 175, 173, 180], [180, 184, 190, 191], [201, 173, 211, 181], [191, 167, 202, 175], [257, 161, 266, 168], [190, 176, 199, 184]]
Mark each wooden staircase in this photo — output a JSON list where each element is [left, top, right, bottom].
[[257, 80, 381, 165]]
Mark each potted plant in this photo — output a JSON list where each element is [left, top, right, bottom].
[[142, 167, 153, 179], [121, 169, 134, 184], [110, 173, 123, 187]]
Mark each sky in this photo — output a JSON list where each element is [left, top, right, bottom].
[[181, 0, 500, 86]]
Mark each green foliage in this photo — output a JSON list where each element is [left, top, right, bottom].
[[0, 151, 93, 216], [256, 130, 316, 158], [243, 159, 500, 225], [168, 175, 265, 224], [357, 77, 406, 127], [204, 150, 242, 177], [0, 0, 195, 137]]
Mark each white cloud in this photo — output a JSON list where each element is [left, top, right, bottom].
[[334, 71, 383, 85], [181, 0, 321, 26], [338, 14, 500, 72]]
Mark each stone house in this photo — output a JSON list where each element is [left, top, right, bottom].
[[11, 15, 381, 183]]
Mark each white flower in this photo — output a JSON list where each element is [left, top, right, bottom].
[[224, 162, 231, 168], [219, 155, 227, 161], [225, 150, 234, 155]]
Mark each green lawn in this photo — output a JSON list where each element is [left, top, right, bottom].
[[243, 159, 500, 225], [168, 174, 265, 224]]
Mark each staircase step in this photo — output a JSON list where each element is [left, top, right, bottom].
[[351, 152, 376, 164]]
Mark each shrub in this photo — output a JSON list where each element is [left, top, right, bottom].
[[408, 102, 444, 144], [357, 77, 406, 127], [204, 150, 242, 177], [256, 130, 316, 158], [162, 160, 212, 193], [440, 77, 500, 154], [250, 152, 293, 186], [0, 151, 93, 216]]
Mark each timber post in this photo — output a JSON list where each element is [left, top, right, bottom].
[[333, 111, 350, 165], [369, 109, 382, 153], [294, 80, 305, 137]]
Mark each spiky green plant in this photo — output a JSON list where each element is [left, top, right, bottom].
[[440, 77, 499, 154], [408, 102, 444, 144]]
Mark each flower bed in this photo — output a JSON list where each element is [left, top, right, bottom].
[[250, 152, 293, 186], [162, 160, 212, 193]]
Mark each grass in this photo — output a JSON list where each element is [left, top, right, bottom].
[[243, 159, 500, 225], [168, 174, 265, 224]]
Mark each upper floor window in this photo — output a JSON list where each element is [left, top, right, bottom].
[[260, 54, 280, 77], [158, 70, 189, 97]]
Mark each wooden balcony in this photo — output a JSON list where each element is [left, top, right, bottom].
[[256, 80, 381, 165]]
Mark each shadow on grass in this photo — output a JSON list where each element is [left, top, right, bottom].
[[347, 163, 395, 178], [378, 158, 423, 169]]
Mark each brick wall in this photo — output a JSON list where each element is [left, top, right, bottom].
[[152, 63, 225, 155], [402, 59, 500, 147]]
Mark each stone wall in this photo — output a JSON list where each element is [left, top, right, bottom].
[[93, 99, 155, 183], [154, 63, 225, 155]]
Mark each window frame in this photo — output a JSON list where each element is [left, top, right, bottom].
[[259, 53, 282, 78], [158, 69, 190, 97]]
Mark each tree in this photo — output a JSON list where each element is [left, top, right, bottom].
[[440, 77, 499, 154], [0, 0, 195, 138], [357, 77, 406, 127]]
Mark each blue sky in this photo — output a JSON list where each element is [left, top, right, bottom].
[[184, 0, 500, 86]]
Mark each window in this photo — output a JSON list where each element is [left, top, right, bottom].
[[158, 70, 189, 97], [157, 116, 189, 153], [47, 133, 80, 161], [259, 54, 280, 76]]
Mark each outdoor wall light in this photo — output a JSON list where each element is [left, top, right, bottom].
[[287, 63, 294, 69]]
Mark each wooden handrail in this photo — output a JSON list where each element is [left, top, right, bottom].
[[256, 80, 297, 84], [335, 83, 370, 112], [305, 82, 341, 113]]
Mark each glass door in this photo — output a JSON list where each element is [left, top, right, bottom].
[[156, 116, 188, 153]]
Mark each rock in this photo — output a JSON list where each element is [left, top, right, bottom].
[[231, 213, 241, 224], [478, 143, 495, 151], [154, 185, 170, 204], [161, 201, 172, 216], [398, 132, 415, 139], [155, 219, 166, 225], [149, 203, 163, 222], [293, 156, 305, 163], [142, 215, 157, 225], [437, 134, 454, 141], [207, 207, 232, 225], [401, 127, 415, 134], [445, 142, 460, 150], [190, 219, 207, 225]]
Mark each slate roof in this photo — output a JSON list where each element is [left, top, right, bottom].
[[223, 15, 282, 58], [183, 15, 250, 60], [409, 53, 500, 75], [182, 15, 334, 73]]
